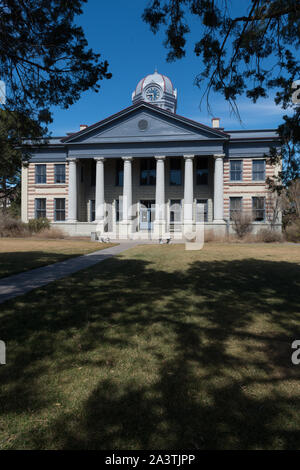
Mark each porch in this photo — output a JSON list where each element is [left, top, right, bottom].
[[62, 154, 226, 238]]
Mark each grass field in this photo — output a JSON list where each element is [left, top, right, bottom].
[[0, 238, 115, 278], [0, 243, 299, 449]]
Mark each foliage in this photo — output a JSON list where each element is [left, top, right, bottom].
[[279, 178, 300, 228], [285, 218, 300, 242], [231, 211, 253, 238], [0, 0, 111, 125], [143, 1, 300, 184], [0, 212, 51, 237], [265, 192, 282, 228], [143, 0, 299, 108], [7, 187, 21, 218], [266, 108, 300, 189], [27, 217, 50, 233], [0, 211, 28, 237], [0, 0, 112, 200], [284, 178, 300, 217], [0, 110, 43, 204], [257, 228, 282, 242]]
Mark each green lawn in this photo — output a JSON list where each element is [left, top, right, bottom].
[[0, 238, 115, 278], [0, 243, 300, 450]]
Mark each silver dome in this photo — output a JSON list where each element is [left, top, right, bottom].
[[132, 70, 177, 113], [134, 71, 175, 96]]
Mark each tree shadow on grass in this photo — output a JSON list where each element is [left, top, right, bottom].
[[0, 251, 80, 279], [0, 253, 300, 449]]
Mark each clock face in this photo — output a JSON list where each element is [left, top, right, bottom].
[[145, 86, 160, 102]]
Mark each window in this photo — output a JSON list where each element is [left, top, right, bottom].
[[252, 197, 265, 221], [90, 199, 95, 221], [196, 157, 208, 185], [230, 197, 242, 220], [252, 160, 266, 181], [54, 164, 65, 184], [35, 164, 46, 184], [35, 198, 46, 218], [170, 158, 182, 185], [116, 159, 123, 186], [196, 199, 208, 222], [230, 160, 243, 181], [54, 198, 65, 221], [91, 160, 96, 186], [140, 158, 156, 185]]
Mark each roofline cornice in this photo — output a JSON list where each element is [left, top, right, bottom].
[[229, 137, 281, 142], [227, 128, 279, 133]]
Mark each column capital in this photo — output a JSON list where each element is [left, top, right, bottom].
[[66, 157, 77, 163], [155, 155, 166, 160], [183, 154, 194, 160], [213, 153, 226, 159], [94, 156, 105, 162], [122, 156, 133, 161]]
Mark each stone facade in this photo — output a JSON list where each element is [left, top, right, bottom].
[[22, 153, 281, 238], [23, 162, 69, 223]]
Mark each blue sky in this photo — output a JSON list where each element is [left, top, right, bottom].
[[48, 0, 290, 136]]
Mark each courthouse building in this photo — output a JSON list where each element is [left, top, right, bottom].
[[21, 71, 281, 238]]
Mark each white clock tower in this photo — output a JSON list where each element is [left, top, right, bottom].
[[132, 70, 177, 113]]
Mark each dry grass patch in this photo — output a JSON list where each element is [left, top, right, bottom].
[[0, 238, 115, 278]]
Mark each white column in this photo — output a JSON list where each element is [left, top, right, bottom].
[[153, 156, 166, 238], [184, 155, 194, 228], [120, 156, 133, 238], [95, 157, 105, 222], [213, 154, 225, 223], [67, 158, 77, 222], [122, 157, 132, 221]]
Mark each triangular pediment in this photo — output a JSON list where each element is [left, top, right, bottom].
[[62, 103, 228, 144]]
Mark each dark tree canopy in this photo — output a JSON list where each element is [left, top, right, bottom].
[[0, 110, 42, 207], [0, 0, 111, 123], [143, 0, 299, 109], [0, 0, 112, 123], [0, 0, 111, 202], [267, 107, 300, 188], [143, 0, 300, 187]]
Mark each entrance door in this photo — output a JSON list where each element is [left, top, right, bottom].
[[140, 200, 155, 230]]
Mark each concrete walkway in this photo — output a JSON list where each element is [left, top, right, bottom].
[[0, 242, 137, 305]]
